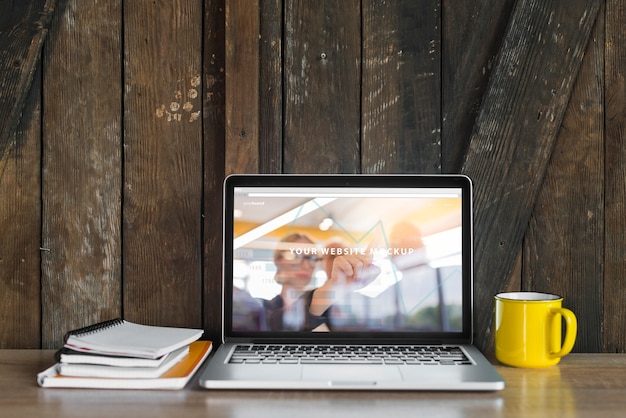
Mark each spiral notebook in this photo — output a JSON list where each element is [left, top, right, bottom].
[[63, 318, 203, 359]]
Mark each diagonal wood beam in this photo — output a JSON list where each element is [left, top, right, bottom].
[[0, 0, 57, 182], [460, 0, 602, 351]]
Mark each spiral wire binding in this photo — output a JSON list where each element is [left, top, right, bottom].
[[63, 318, 125, 342]]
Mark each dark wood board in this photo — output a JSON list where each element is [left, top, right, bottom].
[[0, 0, 56, 181], [282, 0, 361, 173], [604, 0, 626, 353], [524, 11, 605, 353], [259, 0, 283, 174], [441, 0, 516, 173], [40, 0, 123, 348], [203, 0, 227, 343], [122, 0, 203, 329], [461, 0, 602, 351], [225, 0, 260, 174], [361, 0, 442, 174], [0, 67, 42, 348]]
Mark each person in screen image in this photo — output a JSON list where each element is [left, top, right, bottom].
[[308, 239, 381, 323], [308, 221, 454, 331], [232, 233, 329, 332], [234, 223, 456, 332], [315, 239, 362, 327], [321, 240, 345, 280]]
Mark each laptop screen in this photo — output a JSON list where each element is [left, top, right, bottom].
[[223, 175, 472, 343]]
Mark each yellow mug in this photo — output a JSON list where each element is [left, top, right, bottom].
[[494, 292, 577, 368]]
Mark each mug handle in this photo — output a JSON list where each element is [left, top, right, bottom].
[[550, 307, 577, 358]]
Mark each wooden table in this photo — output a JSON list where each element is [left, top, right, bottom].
[[1, 350, 625, 417]]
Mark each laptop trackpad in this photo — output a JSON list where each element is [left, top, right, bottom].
[[302, 365, 402, 384]]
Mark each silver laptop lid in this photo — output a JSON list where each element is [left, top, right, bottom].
[[222, 174, 473, 345]]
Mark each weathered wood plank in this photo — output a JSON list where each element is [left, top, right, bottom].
[[0, 67, 42, 348], [225, 0, 259, 174], [123, 0, 203, 328], [361, 0, 441, 174], [441, 0, 515, 173], [604, 0, 626, 353], [460, 0, 602, 351], [283, 0, 361, 173], [203, 0, 227, 343], [524, 11, 605, 352], [259, 0, 283, 173], [0, 0, 56, 182], [41, 0, 122, 348], [0, 0, 57, 181]]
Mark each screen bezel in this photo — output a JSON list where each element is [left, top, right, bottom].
[[222, 174, 473, 345]]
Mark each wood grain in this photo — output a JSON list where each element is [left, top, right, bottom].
[[123, 0, 203, 328], [2, 0, 626, 354], [0, 68, 42, 348], [4, 351, 626, 416], [441, 0, 515, 173], [283, 0, 361, 173], [604, 0, 626, 353], [41, 0, 122, 348], [460, 0, 602, 351], [361, 0, 441, 174], [259, 0, 283, 173], [225, 0, 259, 174], [203, 0, 227, 343], [0, 0, 56, 181], [524, 11, 605, 352]]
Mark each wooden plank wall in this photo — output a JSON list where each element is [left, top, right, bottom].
[[1, 0, 625, 354], [0, 0, 56, 348], [41, 0, 123, 347], [460, 0, 602, 352]]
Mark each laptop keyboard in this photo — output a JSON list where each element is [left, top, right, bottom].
[[229, 344, 473, 365]]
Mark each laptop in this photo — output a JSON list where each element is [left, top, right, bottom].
[[199, 174, 504, 391]]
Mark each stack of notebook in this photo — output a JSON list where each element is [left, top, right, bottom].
[[37, 319, 212, 389]]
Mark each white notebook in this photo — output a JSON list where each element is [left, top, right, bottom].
[[63, 318, 203, 359], [56, 346, 190, 378]]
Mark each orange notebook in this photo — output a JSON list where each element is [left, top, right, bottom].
[[38, 340, 212, 390]]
